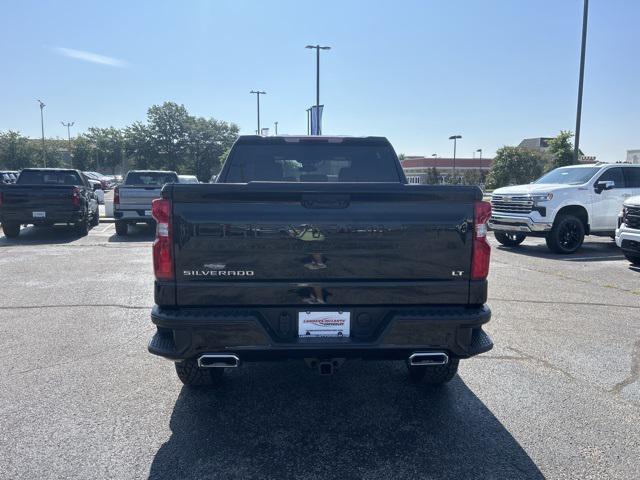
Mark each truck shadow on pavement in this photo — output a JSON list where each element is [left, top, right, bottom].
[[149, 361, 543, 480], [0, 225, 82, 246], [107, 224, 155, 243], [496, 239, 625, 262]]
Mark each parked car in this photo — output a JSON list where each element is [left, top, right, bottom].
[[87, 179, 105, 204], [113, 170, 178, 236], [148, 135, 493, 387], [489, 163, 640, 254], [84, 171, 113, 190], [1, 171, 16, 184], [0, 168, 99, 238], [616, 195, 640, 266], [178, 175, 199, 184]]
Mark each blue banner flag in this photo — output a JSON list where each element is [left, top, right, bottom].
[[310, 105, 324, 135]]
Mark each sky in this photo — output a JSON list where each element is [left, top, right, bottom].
[[1, 0, 638, 161]]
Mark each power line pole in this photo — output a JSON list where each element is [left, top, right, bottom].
[[61, 121, 74, 164], [37, 99, 46, 167], [574, 0, 589, 164], [305, 44, 331, 135], [250, 90, 266, 134]]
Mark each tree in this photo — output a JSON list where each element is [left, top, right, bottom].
[[1, 101, 239, 178], [545, 130, 575, 171], [146, 102, 192, 172], [462, 169, 482, 185], [85, 127, 124, 174], [0, 131, 38, 169], [425, 166, 439, 184], [485, 146, 545, 189], [72, 136, 94, 170], [124, 102, 238, 179], [124, 122, 155, 170], [186, 117, 239, 180]]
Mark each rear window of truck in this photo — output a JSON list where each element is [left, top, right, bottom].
[[224, 144, 402, 183], [17, 170, 83, 185], [125, 172, 178, 185]]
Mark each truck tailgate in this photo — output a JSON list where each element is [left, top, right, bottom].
[[118, 186, 162, 208], [1, 185, 76, 209], [168, 183, 481, 306]]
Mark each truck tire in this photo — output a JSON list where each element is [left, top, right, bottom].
[[90, 207, 100, 227], [545, 214, 585, 254], [75, 211, 89, 237], [407, 358, 459, 385], [2, 222, 21, 238], [115, 221, 128, 236], [175, 359, 224, 386], [494, 231, 526, 247], [624, 252, 640, 266]]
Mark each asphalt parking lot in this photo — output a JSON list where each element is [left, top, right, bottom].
[[1, 222, 639, 479]]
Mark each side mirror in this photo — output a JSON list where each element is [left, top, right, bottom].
[[595, 180, 614, 194]]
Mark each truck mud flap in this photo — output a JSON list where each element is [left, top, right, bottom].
[[467, 328, 493, 356]]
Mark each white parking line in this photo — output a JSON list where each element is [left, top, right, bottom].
[[563, 255, 625, 261], [94, 224, 114, 234]]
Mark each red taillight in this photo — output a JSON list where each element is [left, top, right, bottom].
[[71, 187, 81, 207], [471, 201, 492, 280], [113, 187, 120, 206], [152, 198, 173, 280]]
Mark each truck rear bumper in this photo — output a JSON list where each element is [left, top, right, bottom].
[[113, 209, 153, 222], [148, 304, 493, 361], [489, 214, 552, 233], [1, 209, 83, 225]]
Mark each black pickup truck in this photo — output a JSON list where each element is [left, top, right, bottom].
[[0, 168, 99, 238], [148, 135, 493, 386]]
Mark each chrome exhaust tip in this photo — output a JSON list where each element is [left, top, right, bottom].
[[197, 354, 240, 368], [408, 352, 449, 366]]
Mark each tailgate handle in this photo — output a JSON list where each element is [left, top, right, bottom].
[[301, 194, 350, 209]]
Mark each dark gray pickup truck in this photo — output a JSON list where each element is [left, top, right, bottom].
[[0, 168, 99, 238], [148, 135, 493, 386]]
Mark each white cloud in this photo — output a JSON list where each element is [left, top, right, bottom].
[[52, 47, 127, 68]]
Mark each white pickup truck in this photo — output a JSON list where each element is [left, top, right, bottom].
[[489, 163, 640, 253], [113, 170, 178, 236]]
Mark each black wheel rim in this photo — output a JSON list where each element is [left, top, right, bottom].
[[559, 221, 581, 250], [507, 233, 519, 242]]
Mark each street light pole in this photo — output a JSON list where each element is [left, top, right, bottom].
[[476, 148, 482, 160], [37, 99, 46, 167], [448, 135, 462, 182], [574, 0, 589, 164], [250, 90, 266, 134], [274, 121, 278, 135], [305, 44, 331, 135]]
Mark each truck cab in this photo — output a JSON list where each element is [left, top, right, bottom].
[[489, 163, 640, 253]]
